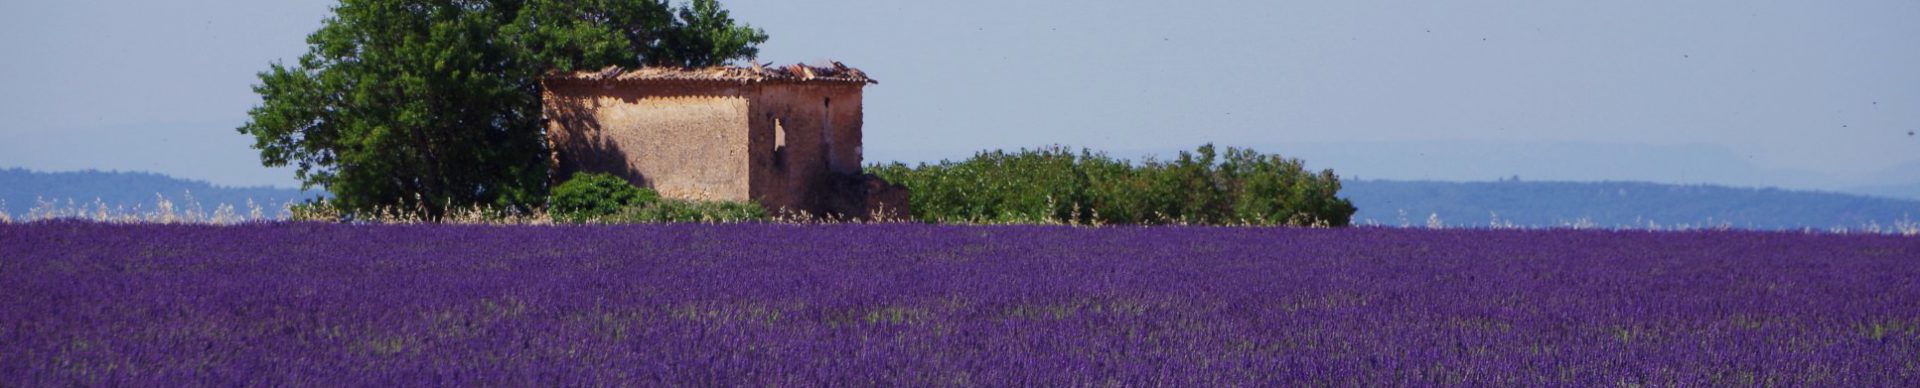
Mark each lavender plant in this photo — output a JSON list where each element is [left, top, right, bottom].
[[1, 223, 1916, 385]]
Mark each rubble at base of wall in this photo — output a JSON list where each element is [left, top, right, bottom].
[[795, 173, 910, 221]]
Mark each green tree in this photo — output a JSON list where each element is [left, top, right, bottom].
[[239, 0, 766, 218]]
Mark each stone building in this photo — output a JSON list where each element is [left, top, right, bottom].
[[541, 63, 908, 219]]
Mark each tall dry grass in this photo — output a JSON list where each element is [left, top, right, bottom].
[[2, 195, 1914, 236], [1, 193, 284, 225]]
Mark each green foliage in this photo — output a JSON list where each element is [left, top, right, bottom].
[[612, 198, 769, 223], [869, 145, 1358, 226], [550, 172, 764, 224], [550, 173, 658, 223], [239, 0, 768, 220]]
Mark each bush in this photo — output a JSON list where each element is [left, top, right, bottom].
[[550, 173, 658, 223], [868, 144, 1357, 226]]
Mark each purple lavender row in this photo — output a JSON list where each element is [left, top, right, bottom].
[[2, 222, 1917, 385]]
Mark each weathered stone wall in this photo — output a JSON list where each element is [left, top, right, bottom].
[[543, 81, 752, 201], [863, 178, 912, 220], [746, 84, 866, 215]]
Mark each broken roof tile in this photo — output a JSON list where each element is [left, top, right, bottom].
[[547, 62, 876, 85]]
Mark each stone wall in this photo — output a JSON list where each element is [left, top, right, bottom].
[[543, 81, 752, 201], [746, 84, 867, 215], [863, 178, 912, 220]]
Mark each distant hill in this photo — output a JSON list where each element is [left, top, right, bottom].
[[1848, 182, 1920, 202], [1343, 180, 1920, 230], [0, 168, 321, 218]]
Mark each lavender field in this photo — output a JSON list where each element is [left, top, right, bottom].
[[2, 222, 1917, 385]]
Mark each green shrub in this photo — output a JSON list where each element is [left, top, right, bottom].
[[869, 144, 1357, 226], [549, 173, 658, 223]]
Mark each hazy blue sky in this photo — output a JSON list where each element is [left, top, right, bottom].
[[3, 0, 1915, 191]]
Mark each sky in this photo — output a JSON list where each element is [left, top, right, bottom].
[[2, 0, 1916, 192]]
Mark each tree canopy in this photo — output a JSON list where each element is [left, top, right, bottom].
[[239, 0, 766, 218]]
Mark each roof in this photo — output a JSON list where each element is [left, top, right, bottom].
[[546, 62, 877, 85]]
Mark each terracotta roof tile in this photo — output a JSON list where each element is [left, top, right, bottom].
[[548, 62, 876, 85]]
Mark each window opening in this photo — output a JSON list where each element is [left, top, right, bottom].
[[822, 98, 836, 172], [773, 118, 787, 168]]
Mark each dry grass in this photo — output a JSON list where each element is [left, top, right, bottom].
[[0, 194, 283, 225], [3, 196, 1914, 236]]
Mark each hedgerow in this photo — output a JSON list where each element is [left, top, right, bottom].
[[868, 144, 1358, 226]]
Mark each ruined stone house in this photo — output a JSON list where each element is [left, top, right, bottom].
[[541, 63, 908, 218]]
